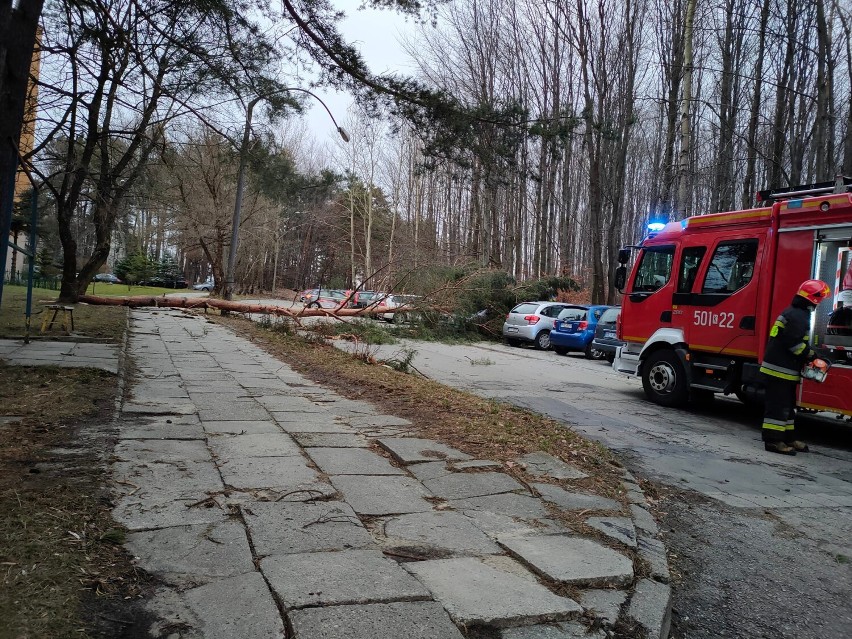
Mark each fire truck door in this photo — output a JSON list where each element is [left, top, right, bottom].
[[681, 236, 762, 357], [622, 245, 676, 343]]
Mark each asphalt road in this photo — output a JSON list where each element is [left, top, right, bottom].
[[338, 338, 852, 639]]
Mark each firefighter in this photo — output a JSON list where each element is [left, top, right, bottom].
[[759, 279, 831, 455]]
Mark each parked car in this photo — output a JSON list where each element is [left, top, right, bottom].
[[300, 288, 319, 303], [305, 289, 348, 310], [193, 280, 214, 292], [352, 290, 379, 309], [93, 273, 121, 284], [591, 306, 623, 363], [502, 301, 576, 350], [550, 305, 612, 358], [380, 294, 421, 322], [143, 277, 187, 288]]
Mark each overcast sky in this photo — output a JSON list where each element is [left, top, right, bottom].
[[303, 4, 419, 139]]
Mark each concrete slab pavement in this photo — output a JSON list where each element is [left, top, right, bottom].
[[95, 310, 673, 637], [0, 337, 120, 372]]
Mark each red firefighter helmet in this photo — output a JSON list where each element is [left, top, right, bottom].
[[796, 279, 831, 305]]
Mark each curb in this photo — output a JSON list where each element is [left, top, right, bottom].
[[621, 470, 672, 639]]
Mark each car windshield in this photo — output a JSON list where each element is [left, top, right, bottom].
[[600, 308, 620, 323], [511, 303, 540, 315], [557, 308, 587, 321]]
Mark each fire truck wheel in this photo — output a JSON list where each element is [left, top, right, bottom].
[[534, 330, 551, 350], [642, 349, 689, 407]]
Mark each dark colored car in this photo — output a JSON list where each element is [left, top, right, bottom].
[[93, 273, 121, 284], [550, 305, 611, 358], [591, 306, 622, 363], [142, 277, 187, 289]]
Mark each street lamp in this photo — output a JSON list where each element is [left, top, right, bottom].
[[224, 88, 349, 302]]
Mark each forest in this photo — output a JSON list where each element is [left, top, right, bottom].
[[5, 0, 852, 304]]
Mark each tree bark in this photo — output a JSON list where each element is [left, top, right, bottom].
[[742, 0, 771, 208], [770, 0, 798, 188], [676, 0, 697, 217], [836, 1, 852, 175], [813, 0, 835, 180], [712, 0, 741, 213]]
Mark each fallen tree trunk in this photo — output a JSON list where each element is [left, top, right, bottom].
[[77, 294, 419, 319]]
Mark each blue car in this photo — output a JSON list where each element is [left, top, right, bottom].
[[550, 305, 612, 358]]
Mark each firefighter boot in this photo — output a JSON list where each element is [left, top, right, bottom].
[[787, 440, 810, 453], [764, 441, 797, 456]]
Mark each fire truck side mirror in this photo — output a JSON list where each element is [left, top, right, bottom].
[[614, 266, 627, 293], [618, 248, 631, 264]]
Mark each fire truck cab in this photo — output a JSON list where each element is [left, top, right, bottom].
[[613, 177, 852, 418]]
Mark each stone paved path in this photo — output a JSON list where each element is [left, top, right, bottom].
[[0, 338, 119, 373], [110, 310, 671, 638]]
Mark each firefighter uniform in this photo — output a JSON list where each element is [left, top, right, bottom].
[[759, 280, 830, 454]]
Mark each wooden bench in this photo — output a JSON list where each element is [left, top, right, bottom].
[[40, 304, 75, 334]]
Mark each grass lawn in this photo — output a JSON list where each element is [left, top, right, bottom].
[[0, 285, 127, 341], [84, 283, 195, 297]]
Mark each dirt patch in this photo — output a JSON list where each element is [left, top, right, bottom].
[[0, 366, 154, 638], [214, 314, 627, 502]]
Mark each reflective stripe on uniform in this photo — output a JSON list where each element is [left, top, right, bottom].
[[759, 363, 801, 381], [769, 315, 787, 337], [762, 421, 787, 432], [790, 342, 808, 355]]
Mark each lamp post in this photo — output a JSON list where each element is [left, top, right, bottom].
[[224, 88, 349, 302]]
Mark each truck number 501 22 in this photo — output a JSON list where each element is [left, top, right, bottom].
[[693, 310, 735, 328]]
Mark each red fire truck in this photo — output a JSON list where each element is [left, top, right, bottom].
[[613, 177, 852, 418]]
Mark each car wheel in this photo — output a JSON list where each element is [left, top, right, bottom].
[[606, 352, 615, 364], [534, 330, 551, 350], [584, 343, 596, 359], [553, 346, 568, 355], [641, 349, 689, 407], [309, 302, 320, 309]]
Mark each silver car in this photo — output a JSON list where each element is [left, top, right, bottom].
[[381, 294, 421, 322], [503, 301, 573, 349]]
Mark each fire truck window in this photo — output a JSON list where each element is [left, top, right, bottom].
[[677, 247, 707, 293], [632, 247, 675, 293], [701, 240, 758, 294]]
